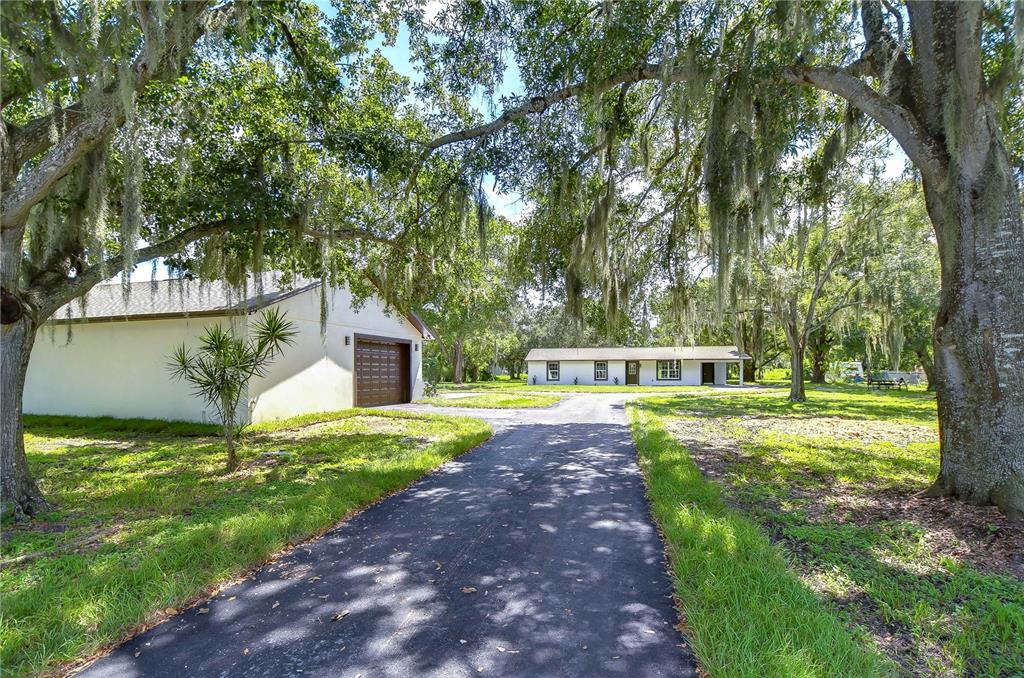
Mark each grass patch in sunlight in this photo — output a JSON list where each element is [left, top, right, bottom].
[[628, 400, 891, 676], [633, 384, 1023, 676], [418, 392, 562, 408], [1, 410, 491, 677]]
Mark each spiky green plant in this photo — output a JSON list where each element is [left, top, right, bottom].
[[168, 308, 297, 471]]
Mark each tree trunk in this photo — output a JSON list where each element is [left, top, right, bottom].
[[923, 155, 1024, 518], [452, 339, 464, 385], [914, 346, 935, 392], [222, 406, 237, 473], [810, 348, 827, 384], [0, 313, 52, 521], [743, 359, 756, 384], [788, 346, 806, 403], [787, 1, 1024, 517]]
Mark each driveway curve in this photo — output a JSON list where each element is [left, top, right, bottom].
[[78, 394, 698, 678]]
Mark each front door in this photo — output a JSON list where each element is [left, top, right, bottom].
[[701, 362, 715, 385], [626, 361, 639, 385]]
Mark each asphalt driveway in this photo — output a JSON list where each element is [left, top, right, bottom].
[[78, 395, 698, 678]]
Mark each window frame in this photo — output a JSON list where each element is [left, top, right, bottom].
[[656, 359, 682, 381], [594, 361, 608, 381], [546, 361, 560, 381]]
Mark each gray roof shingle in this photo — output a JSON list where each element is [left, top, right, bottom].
[[53, 274, 317, 321], [51, 274, 433, 338]]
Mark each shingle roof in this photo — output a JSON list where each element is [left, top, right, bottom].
[[52, 274, 318, 321], [52, 274, 434, 339], [525, 346, 750, 361]]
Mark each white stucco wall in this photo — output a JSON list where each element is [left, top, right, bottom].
[[248, 285, 424, 423], [25, 284, 426, 424], [25, 315, 246, 423], [526, 358, 733, 386]]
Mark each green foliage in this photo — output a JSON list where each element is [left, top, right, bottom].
[[1, 410, 492, 677], [168, 308, 296, 469]]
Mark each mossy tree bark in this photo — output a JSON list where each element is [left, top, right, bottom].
[[790, 1, 1024, 517], [808, 327, 833, 384], [0, 305, 49, 521], [788, 344, 806, 403], [913, 346, 936, 392]]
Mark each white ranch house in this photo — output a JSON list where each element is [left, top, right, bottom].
[[526, 346, 749, 386], [25, 275, 431, 424]]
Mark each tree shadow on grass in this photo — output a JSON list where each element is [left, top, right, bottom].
[[658, 408, 1023, 676], [644, 387, 938, 426], [632, 414, 892, 677], [58, 421, 696, 678]]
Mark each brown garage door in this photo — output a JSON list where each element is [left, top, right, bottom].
[[355, 338, 410, 406]]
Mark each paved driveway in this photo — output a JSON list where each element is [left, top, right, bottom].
[[79, 395, 697, 678]]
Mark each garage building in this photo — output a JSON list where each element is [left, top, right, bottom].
[[24, 274, 431, 424]]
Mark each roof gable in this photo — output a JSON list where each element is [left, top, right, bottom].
[[52, 274, 433, 339], [52, 274, 317, 322]]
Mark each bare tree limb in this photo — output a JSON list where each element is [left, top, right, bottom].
[[782, 65, 944, 184], [1, 0, 219, 231], [419, 62, 693, 160]]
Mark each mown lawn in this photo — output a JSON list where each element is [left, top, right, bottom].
[[630, 385, 1023, 677], [418, 392, 562, 408], [1, 410, 491, 677]]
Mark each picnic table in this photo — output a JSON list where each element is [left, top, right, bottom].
[[867, 376, 907, 390]]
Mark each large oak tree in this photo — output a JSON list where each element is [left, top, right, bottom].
[[414, 0, 1023, 517], [0, 0, 428, 520]]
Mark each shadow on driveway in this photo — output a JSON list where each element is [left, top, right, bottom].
[[78, 398, 697, 678]]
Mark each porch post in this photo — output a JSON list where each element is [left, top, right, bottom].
[[738, 360, 744, 386]]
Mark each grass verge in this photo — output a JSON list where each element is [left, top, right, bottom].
[[418, 392, 562, 408], [629, 398, 892, 677], [1, 409, 491, 677], [631, 385, 1023, 676]]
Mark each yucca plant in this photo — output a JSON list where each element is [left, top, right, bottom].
[[168, 308, 297, 471]]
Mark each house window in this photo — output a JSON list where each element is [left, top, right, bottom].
[[657, 360, 681, 380], [594, 361, 608, 381], [547, 361, 560, 381]]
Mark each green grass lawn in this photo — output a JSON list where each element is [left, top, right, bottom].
[[630, 385, 1023, 676], [418, 392, 562, 408], [1, 410, 491, 677]]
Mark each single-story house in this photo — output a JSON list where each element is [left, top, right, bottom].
[[25, 275, 431, 424], [525, 346, 750, 386]]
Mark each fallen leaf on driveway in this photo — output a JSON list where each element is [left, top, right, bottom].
[[197, 608, 210, 614], [331, 610, 351, 621], [461, 587, 477, 594], [243, 648, 250, 656], [272, 601, 280, 609]]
